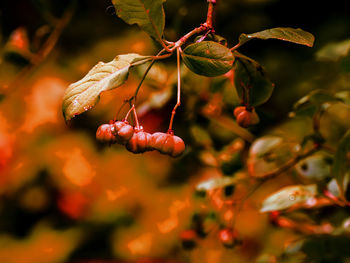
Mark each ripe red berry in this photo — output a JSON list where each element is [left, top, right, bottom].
[[219, 227, 237, 248], [111, 120, 134, 144], [125, 128, 152, 154], [236, 108, 259, 128], [233, 106, 246, 118], [171, 135, 186, 157], [236, 111, 252, 128], [150, 132, 185, 157], [96, 124, 117, 144]]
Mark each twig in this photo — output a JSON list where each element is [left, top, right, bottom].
[[257, 146, 320, 180], [3, 1, 76, 95], [124, 104, 135, 122], [128, 49, 171, 105], [168, 0, 216, 51], [270, 213, 334, 235], [132, 105, 140, 129], [206, 0, 216, 29], [168, 48, 182, 131]]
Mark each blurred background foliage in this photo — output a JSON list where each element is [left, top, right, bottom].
[[0, 0, 350, 262]]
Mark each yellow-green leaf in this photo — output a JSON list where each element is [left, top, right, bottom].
[[260, 184, 318, 212], [62, 54, 150, 121], [239, 27, 315, 47]]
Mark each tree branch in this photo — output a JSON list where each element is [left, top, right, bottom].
[[3, 2, 75, 95]]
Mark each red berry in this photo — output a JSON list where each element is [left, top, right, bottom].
[[219, 227, 237, 248], [236, 111, 252, 128], [125, 129, 152, 154], [150, 132, 185, 157], [236, 108, 259, 128], [150, 132, 169, 151], [233, 106, 246, 118], [111, 121, 134, 144], [96, 124, 116, 144], [171, 135, 186, 157]]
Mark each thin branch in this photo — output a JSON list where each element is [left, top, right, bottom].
[[230, 43, 242, 51], [132, 59, 156, 104], [206, 0, 216, 29], [129, 49, 170, 104], [124, 104, 135, 122], [270, 213, 334, 235], [171, 24, 209, 51], [168, 48, 182, 131], [257, 146, 320, 180], [132, 105, 140, 129], [3, 1, 75, 95]]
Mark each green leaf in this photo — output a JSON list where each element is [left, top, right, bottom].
[[112, 0, 165, 43], [335, 90, 350, 105], [181, 41, 235, 77], [332, 129, 350, 197], [291, 89, 340, 117], [239, 27, 315, 47], [260, 184, 318, 212], [62, 54, 150, 121], [316, 38, 350, 61], [233, 55, 274, 107]]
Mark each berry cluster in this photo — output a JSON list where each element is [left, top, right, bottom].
[[96, 120, 185, 157]]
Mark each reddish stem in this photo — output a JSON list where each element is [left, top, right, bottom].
[[124, 104, 135, 122], [132, 106, 140, 129], [168, 48, 182, 131], [169, 0, 216, 51], [3, 2, 75, 94], [206, 0, 215, 29]]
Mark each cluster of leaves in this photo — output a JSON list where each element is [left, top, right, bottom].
[[63, 1, 350, 262], [62, 0, 314, 122]]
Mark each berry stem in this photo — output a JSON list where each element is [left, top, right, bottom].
[[114, 99, 128, 121], [130, 49, 172, 105], [168, 48, 182, 131], [124, 104, 135, 122], [131, 105, 140, 129]]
